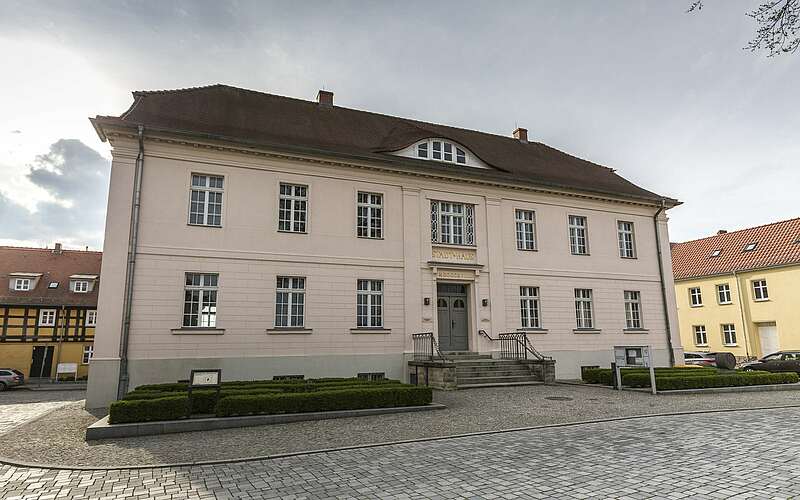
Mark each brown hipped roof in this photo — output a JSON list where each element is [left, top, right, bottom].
[[0, 247, 102, 307], [91, 84, 677, 206], [671, 218, 800, 280]]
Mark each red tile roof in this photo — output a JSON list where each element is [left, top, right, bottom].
[[671, 218, 800, 280], [0, 246, 102, 307]]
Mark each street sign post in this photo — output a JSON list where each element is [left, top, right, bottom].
[[613, 345, 656, 395]]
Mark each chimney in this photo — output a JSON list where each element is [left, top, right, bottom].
[[317, 89, 333, 107], [717, 230, 727, 235], [513, 127, 528, 143], [53, 242, 63, 254]]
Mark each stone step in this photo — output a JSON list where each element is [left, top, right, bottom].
[[451, 359, 527, 367], [456, 367, 532, 376], [441, 352, 492, 360], [458, 381, 544, 389], [457, 375, 540, 385]]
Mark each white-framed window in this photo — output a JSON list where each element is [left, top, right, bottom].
[[515, 209, 537, 251], [710, 249, 721, 258], [694, 325, 708, 346], [356, 279, 383, 328], [431, 201, 475, 246], [574, 288, 594, 329], [278, 183, 308, 233], [520, 286, 541, 328], [82, 345, 94, 364], [86, 310, 97, 327], [188, 174, 224, 226], [275, 276, 306, 327], [717, 284, 732, 304], [624, 291, 642, 329], [13, 278, 31, 291], [416, 139, 467, 165], [689, 287, 703, 307], [183, 273, 218, 328], [73, 280, 89, 293], [752, 279, 769, 301], [743, 242, 758, 252], [722, 324, 737, 346], [617, 221, 636, 258], [39, 309, 57, 327], [357, 192, 383, 239], [568, 215, 588, 255]]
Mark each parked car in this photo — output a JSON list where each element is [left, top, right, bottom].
[[741, 351, 800, 373], [0, 368, 24, 391]]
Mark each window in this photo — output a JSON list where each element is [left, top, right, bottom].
[[73, 280, 89, 293], [717, 284, 732, 304], [568, 215, 588, 255], [722, 324, 737, 346], [743, 242, 758, 252], [356, 279, 383, 328], [574, 289, 594, 329], [710, 249, 721, 258], [188, 174, 224, 226], [693, 325, 708, 346], [689, 287, 703, 307], [752, 279, 769, 301], [14, 278, 31, 291], [39, 309, 56, 327], [357, 192, 383, 239], [515, 209, 537, 251], [624, 291, 642, 329], [278, 183, 308, 233], [86, 310, 97, 327], [520, 286, 541, 328], [431, 201, 475, 245], [617, 221, 636, 258], [82, 345, 94, 364], [48, 282, 58, 289], [416, 139, 467, 165], [183, 273, 218, 328], [275, 276, 306, 327]]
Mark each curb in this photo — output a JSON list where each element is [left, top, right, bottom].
[[2, 404, 800, 471]]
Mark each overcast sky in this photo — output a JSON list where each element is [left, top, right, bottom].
[[1, 0, 797, 250]]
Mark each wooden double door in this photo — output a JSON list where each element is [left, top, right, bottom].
[[437, 283, 469, 351]]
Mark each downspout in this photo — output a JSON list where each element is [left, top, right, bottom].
[[117, 125, 144, 399], [653, 199, 676, 366], [733, 270, 752, 359]]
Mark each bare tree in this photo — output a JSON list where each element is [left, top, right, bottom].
[[688, 0, 800, 56]]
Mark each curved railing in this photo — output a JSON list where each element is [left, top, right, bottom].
[[412, 332, 448, 361], [479, 330, 552, 361]]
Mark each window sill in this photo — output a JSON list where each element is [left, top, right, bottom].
[[431, 242, 476, 249], [171, 327, 225, 335], [753, 298, 770, 302], [623, 328, 649, 333], [517, 328, 548, 333], [516, 248, 538, 252], [277, 230, 308, 235], [695, 344, 709, 347], [573, 328, 601, 334], [267, 327, 313, 335], [350, 328, 392, 334], [570, 252, 591, 256], [719, 302, 733, 306], [357, 236, 384, 241], [620, 256, 638, 260], [187, 223, 222, 229], [689, 305, 704, 308], [723, 344, 738, 347]]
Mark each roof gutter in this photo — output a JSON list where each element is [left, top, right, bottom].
[[653, 199, 676, 366], [117, 124, 144, 399]]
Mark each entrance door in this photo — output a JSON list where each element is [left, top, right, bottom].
[[758, 324, 779, 357], [436, 283, 469, 351], [30, 346, 54, 378]]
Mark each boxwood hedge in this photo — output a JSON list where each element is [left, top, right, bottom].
[[582, 367, 716, 385], [109, 395, 189, 424], [623, 371, 799, 390]]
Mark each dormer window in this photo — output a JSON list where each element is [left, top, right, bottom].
[[69, 275, 97, 293], [73, 280, 89, 293], [416, 139, 467, 165], [14, 278, 31, 291]]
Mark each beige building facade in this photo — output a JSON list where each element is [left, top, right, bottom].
[[86, 85, 682, 408]]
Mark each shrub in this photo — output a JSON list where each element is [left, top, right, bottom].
[[108, 395, 189, 424], [133, 382, 189, 392], [582, 367, 716, 385], [216, 386, 434, 417], [622, 371, 799, 390]]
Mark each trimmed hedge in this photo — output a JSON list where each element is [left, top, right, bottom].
[[216, 386, 433, 417], [582, 367, 716, 385], [109, 396, 189, 424], [133, 378, 401, 394], [623, 371, 799, 390]]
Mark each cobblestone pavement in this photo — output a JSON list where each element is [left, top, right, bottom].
[[2, 406, 800, 499], [0, 390, 84, 436]]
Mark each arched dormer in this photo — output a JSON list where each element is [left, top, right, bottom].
[[391, 138, 490, 169]]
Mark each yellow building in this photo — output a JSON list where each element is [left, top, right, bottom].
[[0, 244, 101, 380], [671, 218, 800, 360]]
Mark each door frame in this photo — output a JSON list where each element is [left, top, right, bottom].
[[30, 345, 55, 379], [434, 280, 476, 352]]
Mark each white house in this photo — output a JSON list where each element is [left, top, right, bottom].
[[86, 84, 681, 408]]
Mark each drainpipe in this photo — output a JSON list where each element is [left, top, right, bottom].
[[117, 125, 145, 399], [653, 199, 676, 366], [733, 270, 752, 359]]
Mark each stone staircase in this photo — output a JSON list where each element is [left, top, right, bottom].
[[444, 351, 543, 388]]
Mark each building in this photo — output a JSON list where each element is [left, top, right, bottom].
[[86, 84, 681, 408], [672, 218, 800, 359], [0, 244, 101, 379]]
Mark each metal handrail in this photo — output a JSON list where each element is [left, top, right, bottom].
[[479, 330, 551, 361], [412, 332, 448, 362]]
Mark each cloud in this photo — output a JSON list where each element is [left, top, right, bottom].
[[0, 139, 109, 249]]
